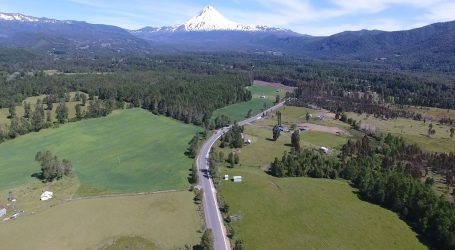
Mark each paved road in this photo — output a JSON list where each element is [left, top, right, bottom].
[[196, 101, 285, 250]]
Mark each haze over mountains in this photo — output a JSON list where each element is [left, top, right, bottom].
[[0, 5, 454, 71]]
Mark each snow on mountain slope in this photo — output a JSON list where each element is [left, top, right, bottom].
[[134, 5, 292, 33], [178, 5, 258, 31], [0, 12, 70, 24]]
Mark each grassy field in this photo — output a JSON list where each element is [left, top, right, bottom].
[[220, 167, 426, 250], [216, 105, 426, 249], [211, 98, 274, 123], [247, 84, 285, 100], [0, 108, 202, 195], [0, 92, 88, 127], [0, 191, 203, 250], [211, 83, 280, 122], [346, 112, 455, 152]]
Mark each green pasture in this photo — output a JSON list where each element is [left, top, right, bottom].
[[0, 108, 201, 195]]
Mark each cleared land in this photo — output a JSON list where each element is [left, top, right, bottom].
[[220, 168, 426, 250], [0, 92, 88, 127], [217, 105, 426, 249], [347, 112, 455, 152], [211, 83, 281, 122], [253, 80, 296, 93], [0, 191, 203, 250], [0, 108, 202, 195], [211, 98, 274, 123], [298, 122, 351, 136]]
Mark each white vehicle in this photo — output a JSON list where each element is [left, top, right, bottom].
[[40, 191, 54, 201], [232, 176, 242, 183]]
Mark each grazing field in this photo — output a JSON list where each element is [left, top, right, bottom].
[[0, 108, 202, 195], [0, 191, 203, 250], [219, 167, 426, 250], [346, 112, 455, 152]]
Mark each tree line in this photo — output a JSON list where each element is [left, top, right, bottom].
[[269, 133, 455, 249]]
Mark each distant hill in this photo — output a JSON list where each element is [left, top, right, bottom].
[[0, 9, 454, 72], [0, 12, 150, 56], [271, 21, 455, 72]]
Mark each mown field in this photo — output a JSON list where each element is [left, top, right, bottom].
[[0, 191, 203, 250], [0, 108, 202, 195], [217, 105, 426, 249]]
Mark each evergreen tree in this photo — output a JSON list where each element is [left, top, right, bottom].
[[305, 112, 310, 122], [291, 130, 301, 151], [8, 103, 16, 119], [228, 152, 235, 168], [272, 124, 281, 141], [81, 93, 87, 106], [75, 104, 83, 120], [31, 105, 45, 131], [23, 101, 31, 118], [275, 94, 280, 104], [56, 101, 68, 124]]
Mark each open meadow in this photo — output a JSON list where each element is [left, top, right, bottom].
[[220, 167, 426, 250], [346, 112, 455, 152], [211, 82, 287, 122], [0, 92, 88, 127], [0, 108, 202, 196], [0, 108, 205, 250], [217, 105, 426, 249], [0, 191, 203, 250]]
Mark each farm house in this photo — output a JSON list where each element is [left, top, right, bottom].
[[0, 204, 6, 217]]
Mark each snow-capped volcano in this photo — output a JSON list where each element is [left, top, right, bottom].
[[178, 5, 259, 32], [134, 5, 291, 33], [0, 12, 69, 24]]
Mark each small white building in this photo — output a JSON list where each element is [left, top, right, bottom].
[[0, 204, 6, 217], [40, 191, 54, 201], [224, 175, 229, 181], [320, 147, 329, 154], [233, 176, 243, 183]]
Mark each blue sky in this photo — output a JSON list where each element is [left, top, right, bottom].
[[0, 0, 454, 35]]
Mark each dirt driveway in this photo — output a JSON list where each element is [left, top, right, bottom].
[[297, 123, 351, 136]]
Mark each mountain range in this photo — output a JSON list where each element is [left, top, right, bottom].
[[0, 5, 454, 71]]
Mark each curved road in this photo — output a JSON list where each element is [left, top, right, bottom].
[[196, 101, 285, 250]]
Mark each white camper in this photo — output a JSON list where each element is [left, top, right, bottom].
[[40, 191, 54, 201], [233, 176, 242, 183]]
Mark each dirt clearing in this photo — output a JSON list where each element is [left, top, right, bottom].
[[253, 80, 296, 92], [298, 123, 351, 136]]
